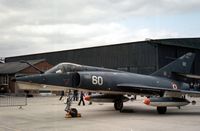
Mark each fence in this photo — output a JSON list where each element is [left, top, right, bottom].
[[0, 94, 27, 107]]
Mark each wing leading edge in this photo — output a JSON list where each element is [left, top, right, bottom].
[[117, 83, 200, 96]]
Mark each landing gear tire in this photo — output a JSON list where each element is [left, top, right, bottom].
[[157, 106, 167, 114], [70, 108, 78, 117], [114, 99, 123, 111]]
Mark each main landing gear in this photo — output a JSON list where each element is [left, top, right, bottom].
[[114, 98, 123, 111], [157, 106, 167, 114], [65, 90, 81, 118]]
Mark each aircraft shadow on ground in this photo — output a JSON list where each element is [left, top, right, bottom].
[[121, 108, 200, 116], [84, 105, 200, 118]]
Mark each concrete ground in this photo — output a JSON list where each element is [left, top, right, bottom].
[[1, 96, 200, 131]]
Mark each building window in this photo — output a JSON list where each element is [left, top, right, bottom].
[[0, 75, 9, 85]]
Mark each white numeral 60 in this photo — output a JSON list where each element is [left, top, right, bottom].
[[92, 76, 103, 86]]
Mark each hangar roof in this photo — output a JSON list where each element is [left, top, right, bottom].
[[0, 59, 45, 74], [147, 38, 200, 49], [4, 38, 200, 63]]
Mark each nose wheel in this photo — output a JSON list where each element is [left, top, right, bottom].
[[65, 108, 81, 118]]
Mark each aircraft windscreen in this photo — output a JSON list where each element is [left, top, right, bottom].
[[45, 63, 82, 74]]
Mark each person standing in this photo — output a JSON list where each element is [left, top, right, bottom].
[[73, 90, 78, 101], [88, 92, 92, 105], [59, 91, 64, 101], [78, 91, 85, 106]]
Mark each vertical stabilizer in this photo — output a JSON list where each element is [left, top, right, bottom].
[[151, 52, 195, 78]]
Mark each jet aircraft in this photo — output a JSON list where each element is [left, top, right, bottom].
[[14, 52, 200, 116]]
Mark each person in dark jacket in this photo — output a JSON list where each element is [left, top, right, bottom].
[[78, 91, 85, 106], [73, 90, 79, 101], [59, 91, 64, 101]]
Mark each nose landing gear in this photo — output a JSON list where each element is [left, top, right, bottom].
[[65, 90, 81, 118], [65, 108, 81, 118]]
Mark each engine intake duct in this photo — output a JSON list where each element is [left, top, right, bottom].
[[72, 73, 80, 87]]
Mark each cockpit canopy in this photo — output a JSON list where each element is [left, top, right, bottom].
[[45, 62, 118, 74], [45, 63, 82, 74]]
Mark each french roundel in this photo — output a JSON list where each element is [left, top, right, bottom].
[[172, 83, 178, 90]]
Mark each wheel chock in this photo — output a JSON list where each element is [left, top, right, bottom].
[[77, 113, 81, 117], [65, 112, 82, 118], [65, 112, 72, 118]]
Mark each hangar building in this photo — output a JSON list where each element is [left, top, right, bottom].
[[0, 59, 53, 93], [5, 38, 200, 75]]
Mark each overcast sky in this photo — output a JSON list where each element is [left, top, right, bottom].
[[0, 0, 200, 57]]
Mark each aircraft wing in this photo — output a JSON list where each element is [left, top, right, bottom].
[[117, 83, 200, 96], [117, 83, 181, 92], [181, 90, 200, 97], [175, 73, 200, 79]]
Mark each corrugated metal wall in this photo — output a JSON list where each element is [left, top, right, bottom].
[[5, 42, 157, 74]]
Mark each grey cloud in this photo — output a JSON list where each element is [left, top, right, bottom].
[[0, 0, 199, 57], [1, 0, 200, 26]]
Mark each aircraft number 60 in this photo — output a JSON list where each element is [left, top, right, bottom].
[[92, 76, 103, 86]]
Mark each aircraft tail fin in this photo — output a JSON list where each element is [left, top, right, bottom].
[[151, 52, 195, 78]]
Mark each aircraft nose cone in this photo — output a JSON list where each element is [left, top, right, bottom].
[[15, 74, 46, 84], [15, 76, 31, 82]]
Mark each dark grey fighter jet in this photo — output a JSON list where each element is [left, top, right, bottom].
[[15, 52, 200, 115]]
